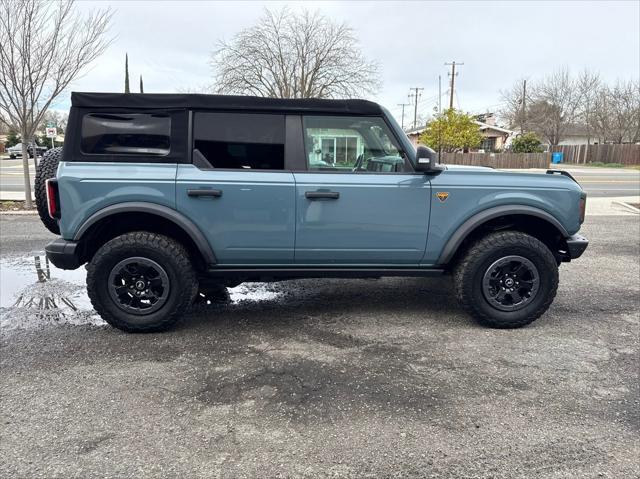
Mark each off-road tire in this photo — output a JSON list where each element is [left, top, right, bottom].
[[87, 232, 198, 333], [453, 231, 559, 328], [34, 147, 62, 234]]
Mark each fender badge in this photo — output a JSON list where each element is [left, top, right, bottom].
[[436, 192, 449, 202]]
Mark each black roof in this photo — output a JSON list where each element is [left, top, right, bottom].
[[71, 92, 383, 115]]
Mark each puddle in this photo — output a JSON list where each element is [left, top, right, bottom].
[[0, 253, 283, 330], [0, 254, 103, 329]]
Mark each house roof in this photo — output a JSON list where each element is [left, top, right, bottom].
[[404, 121, 515, 136], [474, 121, 514, 135], [71, 92, 383, 115]]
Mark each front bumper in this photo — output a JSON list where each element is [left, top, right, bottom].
[[566, 234, 589, 259], [45, 238, 82, 270]]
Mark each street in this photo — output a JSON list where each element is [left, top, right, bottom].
[[0, 213, 638, 478], [0, 158, 36, 198], [0, 157, 639, 199]]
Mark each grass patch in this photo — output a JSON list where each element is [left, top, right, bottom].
[[0, 200, 34, 211], [583, 162, 640, 169]]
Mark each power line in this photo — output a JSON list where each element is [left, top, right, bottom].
[[445, 61, 464, 110]]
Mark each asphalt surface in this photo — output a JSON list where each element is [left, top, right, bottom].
[[0, 158, 36, 194], [0, 214, 639, 478], [1, 157, 639, 198], [559, 165, 640, 198]]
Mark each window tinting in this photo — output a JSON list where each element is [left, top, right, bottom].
[[303, 116, 405, 172], [81, 113, 170, 156], [193, 112, 285, 170]]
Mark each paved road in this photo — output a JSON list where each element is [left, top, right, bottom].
[[559, 165, 640, 198], [1, 157, 638, 198], [0, 214, 638, 478], [0, 158, 36, 196]]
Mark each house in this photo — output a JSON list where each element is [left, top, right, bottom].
[[556, 124, 600, 146], [404, 113, 515, 152]]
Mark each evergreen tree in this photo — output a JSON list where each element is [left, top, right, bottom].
[[420, 109, 483, 153], [124, 53, 130, 93], [139, 75, 144, 93], [6, 130, 20, 148]]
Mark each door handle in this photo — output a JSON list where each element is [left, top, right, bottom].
[[305, 191, 340, 200], [187, 189, 222, 198]]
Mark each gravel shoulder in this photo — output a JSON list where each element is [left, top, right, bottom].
[[0, 215, 638, 478]]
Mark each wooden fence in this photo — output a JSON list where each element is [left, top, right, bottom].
[[551, 144, 640, 165], [440, 152, 550, 169]]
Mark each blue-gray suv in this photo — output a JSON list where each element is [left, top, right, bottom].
[[36, 92, 588, 332]]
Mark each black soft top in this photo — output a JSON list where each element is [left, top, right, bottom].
[[71, 92, 383, 115]]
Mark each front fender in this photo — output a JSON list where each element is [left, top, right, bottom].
[[435, 205, 569, 265]]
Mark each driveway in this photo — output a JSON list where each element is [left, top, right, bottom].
[[0, 214, 638, 478]]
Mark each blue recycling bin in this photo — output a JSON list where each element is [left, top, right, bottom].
[[551, 152, 563, 164]]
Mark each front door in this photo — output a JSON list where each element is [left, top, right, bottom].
[[294, 115, 431, 265]]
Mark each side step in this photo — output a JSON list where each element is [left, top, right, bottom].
[[205, 267, 446, 281]]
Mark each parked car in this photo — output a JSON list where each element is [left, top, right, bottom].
[[8, 142, 47, 159], [37, 92, 588, 332]]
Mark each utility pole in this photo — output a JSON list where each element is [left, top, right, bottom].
[[408, 87, 424, 129], [520, 79, 527, 134], [397, 103, 410, 130], [445, 61, 463, 110], [438, 75, 442, 116], [438, 75, 442, 162]]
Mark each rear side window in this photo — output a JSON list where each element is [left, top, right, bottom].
[[81, 113, 171, 156], [193, 112, 285, 170]]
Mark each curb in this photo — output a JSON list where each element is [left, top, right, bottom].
[[612, 201, 640, 214], [0, 210, 38, 215]]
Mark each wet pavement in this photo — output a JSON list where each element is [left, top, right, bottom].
[[0, 214, 639, 478], [0, 253, 283, 331]]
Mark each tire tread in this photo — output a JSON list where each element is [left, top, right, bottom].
[[453, 231, 559, 328], [34, 147, 62, 235], [86, 232, 197, 333]]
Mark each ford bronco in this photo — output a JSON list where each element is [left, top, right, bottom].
[[37, 92, 588, 332]]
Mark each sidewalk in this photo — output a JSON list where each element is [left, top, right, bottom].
[[586, 196, 639, 216], [0, 191, 34, 201]]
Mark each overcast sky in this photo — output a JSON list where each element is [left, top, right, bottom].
[[58, 0, 639, 126]]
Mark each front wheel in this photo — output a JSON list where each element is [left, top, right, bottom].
[[87, 232, 198, 332], [453, 231, 559, 328]]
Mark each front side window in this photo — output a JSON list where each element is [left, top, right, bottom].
[[81, 113, 170, 156], [193, 112, 285, 170], [303, 116, 406, 172]]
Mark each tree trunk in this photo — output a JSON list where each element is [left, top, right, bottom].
[[32, 136, 39, 169], [20, 133, 33, 208]]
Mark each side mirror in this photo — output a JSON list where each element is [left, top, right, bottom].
[[414, 145, 444, 174]]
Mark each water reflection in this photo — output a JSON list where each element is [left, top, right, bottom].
[[12, 256, 79, 313], [0, 253, 283, 330], [0, 254, 99, 329]]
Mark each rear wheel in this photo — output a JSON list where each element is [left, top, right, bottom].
[[453, 231, 559, 328], [34, 147, 62, 234], [87, 232, 198, 332]]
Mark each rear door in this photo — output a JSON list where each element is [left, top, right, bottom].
[[176, 112, 295, 265], [293, 115, 431, 265]]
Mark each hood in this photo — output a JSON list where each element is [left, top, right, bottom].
[[443, 164, 493, 171]]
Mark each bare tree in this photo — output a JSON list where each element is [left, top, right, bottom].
[[0, 0, 112, 207], [576, 70, 601, 145], [530, 68, 585, 145], [606, 79, 640, 143], [499, 78, 530, 133], [211, 8, 380, 99], [587, 80, 640, 144]]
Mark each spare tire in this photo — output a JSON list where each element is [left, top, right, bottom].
[[34, 147, 62, 235]]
